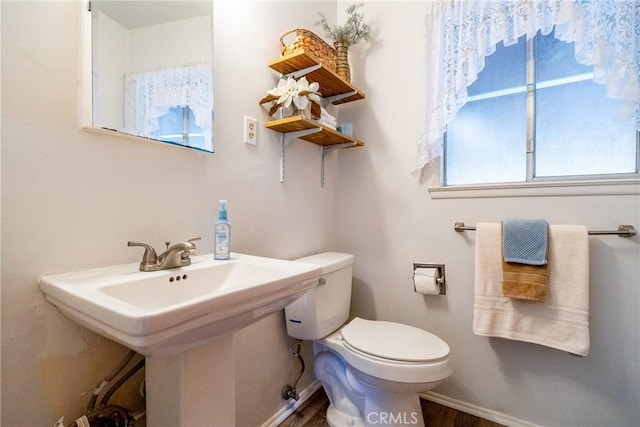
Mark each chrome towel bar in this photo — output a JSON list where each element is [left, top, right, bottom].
[[454, 222, 637, 238]]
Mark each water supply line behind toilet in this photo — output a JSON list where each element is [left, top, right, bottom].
[[282, 340, 305, 401]]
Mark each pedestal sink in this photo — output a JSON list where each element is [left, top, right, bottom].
[[39, 253, 321, 426]]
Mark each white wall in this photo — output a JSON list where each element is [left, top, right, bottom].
[[129, 15, 212, 72], [1, 1, 336, 425], [337, 2, 639, 426], [94, 11, 129, 129]]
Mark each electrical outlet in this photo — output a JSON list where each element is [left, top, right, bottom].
[[244, 116, 258, 145]]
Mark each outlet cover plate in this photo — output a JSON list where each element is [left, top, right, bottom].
[[244, 116, 258, 145]]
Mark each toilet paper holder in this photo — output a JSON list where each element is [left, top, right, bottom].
[[413, 263, 446, 295]]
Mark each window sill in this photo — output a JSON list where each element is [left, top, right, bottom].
[[428, 178, 640, 199]]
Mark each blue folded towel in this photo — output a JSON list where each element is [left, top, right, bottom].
[[503, 219, 548, 265]]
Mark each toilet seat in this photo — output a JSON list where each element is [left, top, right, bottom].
[[341, 317, 450, 362], [318, 318, 452, 384]]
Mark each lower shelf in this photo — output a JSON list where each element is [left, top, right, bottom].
[[264, 116, 364, 187], [265, 116, 364, 147]]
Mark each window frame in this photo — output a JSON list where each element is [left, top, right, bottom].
[[440, 37, 640, 189]]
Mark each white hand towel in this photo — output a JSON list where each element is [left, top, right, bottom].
[[320, 108, 336, 121], [473, 222, 590, 356], [319, 117, 337, 126], [320, 115, 336, 125], [318, 119, 336, 130]]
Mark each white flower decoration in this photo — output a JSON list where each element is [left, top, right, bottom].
[[260, 76, 321, 116]]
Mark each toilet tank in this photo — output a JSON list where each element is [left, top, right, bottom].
[[284, 252, 354, 340]]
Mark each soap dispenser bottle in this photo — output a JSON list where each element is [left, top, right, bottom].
[[214, 199, 231, 260]]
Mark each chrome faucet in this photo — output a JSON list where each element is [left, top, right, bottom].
[[128, 237, 201, 271]]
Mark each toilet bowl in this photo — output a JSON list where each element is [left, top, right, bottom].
[[285, 253, 452, 427]]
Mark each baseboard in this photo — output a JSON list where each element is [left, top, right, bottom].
[[420, 391, 540, 427], [261, 380, 322, 427], [262, 382, 537, 427]]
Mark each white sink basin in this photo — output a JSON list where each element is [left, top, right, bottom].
[[39, 253, 321, 356]]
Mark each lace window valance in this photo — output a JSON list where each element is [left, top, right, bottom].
[[415, 0, 640, 171], [123, 62, 212, 141]]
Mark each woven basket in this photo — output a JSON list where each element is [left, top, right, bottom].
[[280, 28, 337, 72]]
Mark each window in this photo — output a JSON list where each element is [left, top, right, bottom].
[[443, 31, 638, 186], [152, 105, 206, 149]]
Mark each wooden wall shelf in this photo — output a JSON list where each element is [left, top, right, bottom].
[[265, 116, 364, 147], [265, 51, 366, 186], [268, 51, 366, 105]]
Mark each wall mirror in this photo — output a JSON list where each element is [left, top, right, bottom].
[[89, 0, 214, 152]]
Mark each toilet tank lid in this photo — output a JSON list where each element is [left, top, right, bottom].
[[341, 317, 450, 362], [295, 252, 354, 275]]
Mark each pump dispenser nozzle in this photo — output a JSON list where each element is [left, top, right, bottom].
[[218, 200, 228, 220]]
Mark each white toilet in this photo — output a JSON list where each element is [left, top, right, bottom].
[[285, 252, 452, 427]]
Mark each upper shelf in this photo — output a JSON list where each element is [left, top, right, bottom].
[[268, 51, 366, 105], [265, 116, 364, 147]]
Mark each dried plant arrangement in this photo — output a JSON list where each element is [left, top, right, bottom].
[[316, 3, 371, 48], [315, 3, 372, 82]]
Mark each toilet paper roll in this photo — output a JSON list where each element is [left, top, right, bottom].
[[413, 267, 441, 295]]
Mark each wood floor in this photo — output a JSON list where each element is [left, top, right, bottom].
[[279, 388, 505, 427]]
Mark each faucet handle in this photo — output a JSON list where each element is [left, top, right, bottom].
[[187, 237, 202, 245], [164, 238, 200, 249], [186, 237, 201, 251], [183, 237, 201, 258], [127, 241, 158, 268]]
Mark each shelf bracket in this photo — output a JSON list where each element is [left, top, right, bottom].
[[280, 134, 285, 183], [324, 91, 357, 105], [324, 141, 360, 153], [284, 127, 322, 145], [284, 64, 322, 80], [320, 142, 360, 188]]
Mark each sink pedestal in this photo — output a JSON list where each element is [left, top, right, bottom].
[[145, 333, 235, 426]]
